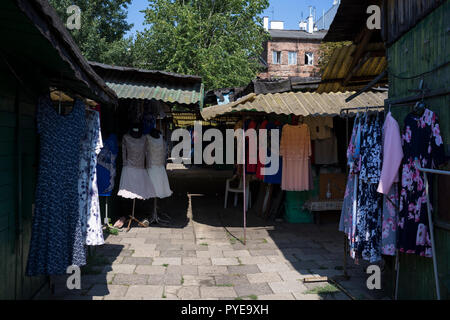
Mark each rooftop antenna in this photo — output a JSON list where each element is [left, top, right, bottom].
[[270, 7, 275, 20]]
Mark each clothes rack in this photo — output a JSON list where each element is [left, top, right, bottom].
[[411, 160, 450, 300]]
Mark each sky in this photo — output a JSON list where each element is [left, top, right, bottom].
[[125, 0, 335, 37]]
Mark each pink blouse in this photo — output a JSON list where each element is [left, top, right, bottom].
[[377, 112, 403, 195]]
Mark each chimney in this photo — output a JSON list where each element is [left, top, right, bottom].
[[307, 7, 314, 34], [263, 16, 269, 31], [299, 20, 307, 31], [270, 21, 284, 30]]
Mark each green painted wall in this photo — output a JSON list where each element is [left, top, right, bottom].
[[388, 2, 450, 300]]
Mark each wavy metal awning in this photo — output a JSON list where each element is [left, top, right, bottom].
[[201, 91, 387, 120], [90, 62, 204, 109], [317, 43, 387, 94]]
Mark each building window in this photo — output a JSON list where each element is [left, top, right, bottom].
[[272, 51, 281, 64], [288, 52, 297, 65], [305, 52, 314, 65]]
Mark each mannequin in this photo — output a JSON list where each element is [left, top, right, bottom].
[[117, 122, 155, 231], [146, 127, 173, 225], [130, 122, 143, 138]]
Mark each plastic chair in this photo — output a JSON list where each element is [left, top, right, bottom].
[[224, 175, 251, 211]]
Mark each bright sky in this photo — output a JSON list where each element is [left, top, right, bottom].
[[126, 0, 334, 37]]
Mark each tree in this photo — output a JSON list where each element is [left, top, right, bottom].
[[134, 0, 270, 90], [49, 0, 134, 65]]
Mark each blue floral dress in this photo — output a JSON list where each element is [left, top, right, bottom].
[[27, 96, 87, 276], [398, 109, 445, 257], [355, 116, 383, 263]]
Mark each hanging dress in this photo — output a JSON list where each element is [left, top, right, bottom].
[[255, 120, 268, 180], [280, 124, 312, 191], [118, 134, 155, 200], [78, 110, 104, 246], [97, 134, 119, 196], [377, 112, 403, 256], [27, 96, 87, 276], [146, 135, 173, 198], [339, 116, 360, 235], [398, 109, 445, 257], [355, 116, 383, 263], [264, 122, 284, 184]]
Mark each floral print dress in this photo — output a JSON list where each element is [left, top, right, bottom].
[[355, 116, 383, 263], [27, 96, 87, 275], [398, 109, 445, 257], [78, 110, 104, 246]]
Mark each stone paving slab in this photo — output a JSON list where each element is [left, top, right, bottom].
[[247, 272, 282, 283], [234, 283, 273, 297], [268, 281, 308, 294], [214, 274, 250, 286], [152, 257, 182, 265], [125, 285, 164, 299], [147, 274, 182, 285], [258, 293, 295, 300], [198, 266, 228, 275], [200, 286, 237, 298], [182, 275, 215, 287], [211, 258, 239, 266], [227, 265, 260, 275], [182, 257, 212, 266], [166, 265, 198, 275], [135, 265, 166, 275], [257, 263, 290, 273], [112, 274, 149, 285], [122, 257, 153, 265], [177, 286, 201, 300]]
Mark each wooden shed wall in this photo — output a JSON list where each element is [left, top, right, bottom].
[[388, 2, 450, 300], [0, 65, 46, 300]]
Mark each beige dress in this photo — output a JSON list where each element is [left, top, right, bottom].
[[280, 124, 312, 191]]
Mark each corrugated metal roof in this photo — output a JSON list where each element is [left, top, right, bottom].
[[317, 44, 387, 93], [201, 91, 387, 120], [105, 81, 203, 106], [90, 62, 203, 107]]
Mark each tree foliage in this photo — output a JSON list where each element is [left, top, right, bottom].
[[134, 0, 270, 90], [49, 0, 134, 65]]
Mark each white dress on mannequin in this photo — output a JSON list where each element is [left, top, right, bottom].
[[146, 134, 172, 198]]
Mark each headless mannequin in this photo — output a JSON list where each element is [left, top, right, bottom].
[[147, 127, 172, 225], [125, 122, 148, 231]]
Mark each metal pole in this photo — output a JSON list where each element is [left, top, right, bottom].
[[423, 170, 441, 300], [394, 250, 400, 300], [243, 115, 247, 245], [414, 159, 450, 300]]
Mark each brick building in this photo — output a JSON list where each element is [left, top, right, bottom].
[[259, 1, 340, 80], [259, 28, 326, 79]]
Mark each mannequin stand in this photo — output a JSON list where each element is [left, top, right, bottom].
[[126, 199, 148, 232], [148, 198, 171, 226]]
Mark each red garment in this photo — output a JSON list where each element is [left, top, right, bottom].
[[256, 120, 269, 180], [245, 120, 258, 174]]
